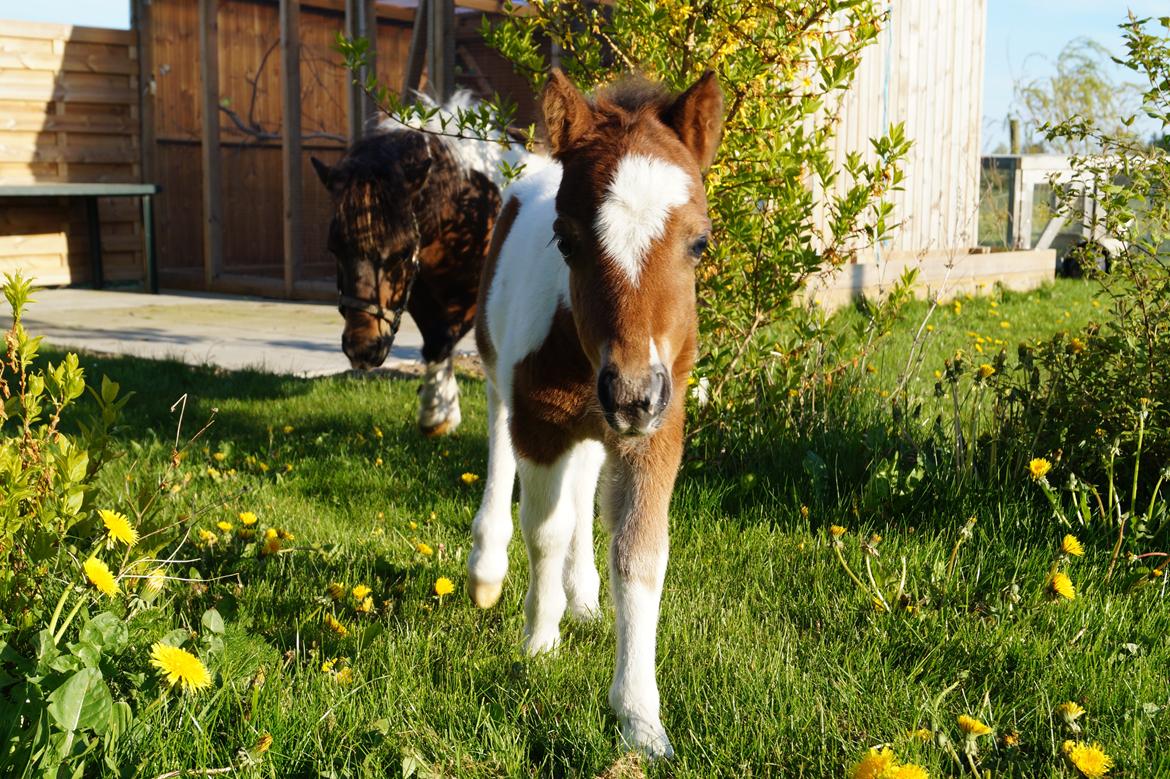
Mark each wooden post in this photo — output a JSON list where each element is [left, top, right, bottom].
[[427, 0, 455, 102], [280, 0, 302, 296], [403, 0, 428, 99], [345, 0, 375, 143], [198, 0, 223, 287], [1009, 118, 1020, 155], [132, 0, 155, 184]]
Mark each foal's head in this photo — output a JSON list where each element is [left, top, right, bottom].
[[543, 71, 723, 436], [312, 133, 433, 370]]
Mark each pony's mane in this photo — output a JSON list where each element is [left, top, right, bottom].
[[377, 90, 549, 189], [591, 76, 673, 114]]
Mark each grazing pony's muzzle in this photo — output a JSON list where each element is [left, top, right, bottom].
[[598, 364, 671, 436], [341, 323, 390, 370]]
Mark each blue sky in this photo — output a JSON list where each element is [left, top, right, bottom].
[[0, 0, 1158, 150]]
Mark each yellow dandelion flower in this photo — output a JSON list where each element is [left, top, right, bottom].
[[277, 528, 295, 540], [461, 472, 480, 485], [909, 728, 932, 742], [850, 747, 896, 779], [958, 715, 992, 737], [253, 732, 273, 755], [1063, 740, 1113, 778], [352, 584, 371, 601], [259, 462, 270, 473], [327, 582, 346, 600], [198, 529, 218, 547], [977, 363, 996, 379], [885, 765, 930, 779], [409, 521, 418, 530], [216, 521, 233, 532], [374, 457, 383, 467], [1002, 730, 1021, 747], [416, 542, 434, 556], [238, 511, 258, 525], [1070, 337, 1086, 354], [1049, 572, 1076, 600], [1057, 701, 1086, 726], [434, 577, 455, 597], [282, 425, 294, 434], [264, 528, 278, 540], [356, 595, 375, 613], [830, 525, 847, 537], [324, 612, 349, 637], [99, 509, 138, 547], [213, 451, 226, 462], [1062, 534, 1084, 557], [149, 643, 212, 693], [926, 324, 934, 332], [334, 666, 353, 684], [1000, 321, 1011, 329], [83, 557, 119, 597], [262, 536, 282, 556], [1028, 457, 1052, 481]]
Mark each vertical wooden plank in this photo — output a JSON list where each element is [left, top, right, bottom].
[[363, 0, 378, 120], [133, 0, 156, 185], [199, 0, 223, 286], [281, 0, 302, 295], [427, 0, 454, 102], [403, 0, 428, 98], [345, 0, 374, 143]]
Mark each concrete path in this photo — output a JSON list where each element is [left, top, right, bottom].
[[2, 288, 475, 377]]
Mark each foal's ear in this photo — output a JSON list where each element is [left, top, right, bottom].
[[310, 156, 332, 188], [541, 69, 592, 156], [661, 71, 724, 170]]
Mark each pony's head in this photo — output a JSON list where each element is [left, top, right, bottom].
[[312, 133, 432, 370], [542, 70, 723, 436]]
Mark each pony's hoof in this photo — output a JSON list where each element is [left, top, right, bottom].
[[469, 578, 503, 609], [420, 418, 455, 437], [620, 718, 674, 760]]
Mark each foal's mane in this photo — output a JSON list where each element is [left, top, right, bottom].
[[592, 75, 674, 115]]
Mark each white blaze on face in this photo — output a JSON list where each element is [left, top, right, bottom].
[[596, 154, 691, 286]]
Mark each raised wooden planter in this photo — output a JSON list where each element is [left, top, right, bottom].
[[805, 248, 1057, 311]]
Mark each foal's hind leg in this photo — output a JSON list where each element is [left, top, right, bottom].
[[518, 442, 602, 654], [563, 441, 604, 621], [468, 378, 516, 608]]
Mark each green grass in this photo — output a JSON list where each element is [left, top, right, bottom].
[[52, 279, 1169, 777]]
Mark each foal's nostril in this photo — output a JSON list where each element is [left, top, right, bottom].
[[648, 367, 671, 414], [597, 367, 619, 415]]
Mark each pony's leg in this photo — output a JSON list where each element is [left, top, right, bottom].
[[417, 355, 461, 436], [467, 378, 516, 608], [563, 441, 604, 621], [602, 443, 678, 760], [518, 443, 598, 654]]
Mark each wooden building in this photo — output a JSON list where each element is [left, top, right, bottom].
[[0, 0, 1052, 301]]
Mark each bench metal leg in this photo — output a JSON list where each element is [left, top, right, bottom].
[[85, 196, 103, 290], [142, 194, 158, 293]]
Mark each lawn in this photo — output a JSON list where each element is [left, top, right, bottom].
[[49, 279, 1169, 777]]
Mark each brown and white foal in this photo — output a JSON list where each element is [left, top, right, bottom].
[[468, 70, 723, 758]]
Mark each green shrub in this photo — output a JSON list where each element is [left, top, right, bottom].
[[0, 275, 227, 777]]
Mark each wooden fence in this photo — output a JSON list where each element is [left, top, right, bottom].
[[142, 0, 533, 299], [0, 21, 143, 285]]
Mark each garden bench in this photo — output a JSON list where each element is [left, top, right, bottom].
[[0, 183, 160, 293]]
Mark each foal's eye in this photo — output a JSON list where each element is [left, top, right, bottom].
[[552, 221, 575, 261], [689, 235, 710, 261]]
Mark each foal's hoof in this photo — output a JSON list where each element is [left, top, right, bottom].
[[468, 577, 503, 609], [620, 718, 674, 760]]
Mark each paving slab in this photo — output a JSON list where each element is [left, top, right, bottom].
[[1, 288, 475, 377]]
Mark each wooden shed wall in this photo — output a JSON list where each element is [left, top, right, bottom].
[[828, 0, 987, 259], [0, 21, 143, 286]]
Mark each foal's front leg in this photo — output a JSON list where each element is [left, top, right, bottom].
[[468, 377, 516, 608], [603, 434, 680, 760], [518, 442, 602, 654]]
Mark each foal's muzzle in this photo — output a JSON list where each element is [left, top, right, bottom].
[[598, 364, 671, 436]]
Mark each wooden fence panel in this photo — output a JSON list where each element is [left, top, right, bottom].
[[0, 20, 143, 286]]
